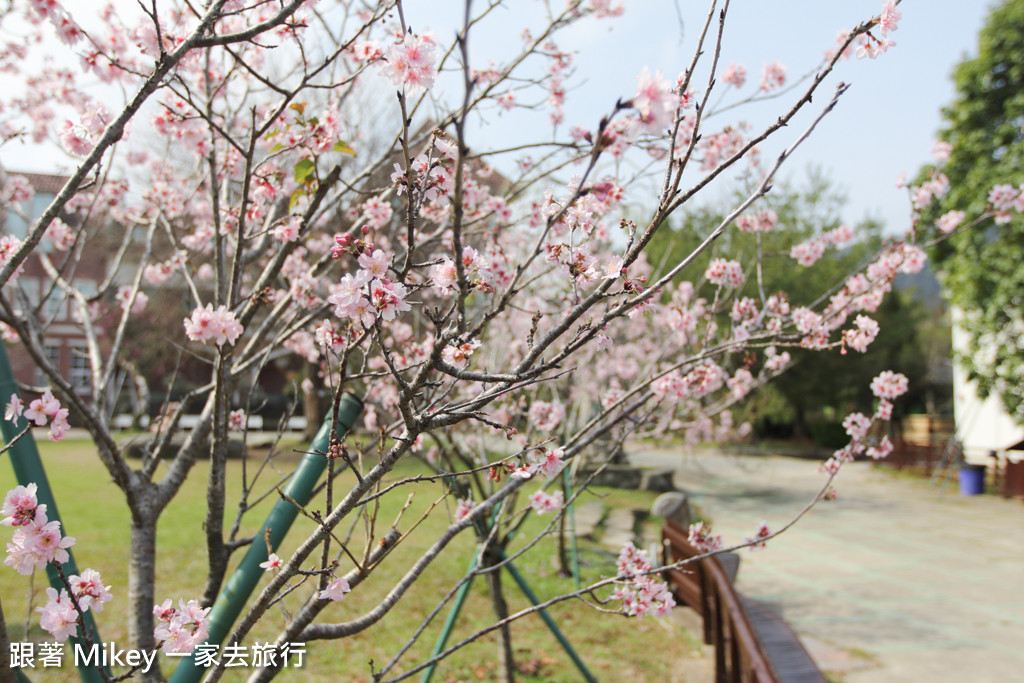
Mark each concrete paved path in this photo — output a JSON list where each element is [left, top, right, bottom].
[[630, 447, 1024, 683]]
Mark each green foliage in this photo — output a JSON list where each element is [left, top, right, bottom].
[[647, 171, 931, 442], [924, 0, 1024, 423]]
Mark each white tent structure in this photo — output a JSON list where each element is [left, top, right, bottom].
[[951, 308, 1024, 463]]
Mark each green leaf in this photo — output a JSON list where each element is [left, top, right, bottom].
[[289, 187, 306, 212], [293, 159, 315, 184], [333, 140, 356, 156]]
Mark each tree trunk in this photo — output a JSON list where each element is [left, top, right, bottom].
[[481, 545, 516, 683], [128, 508, 160, 682], [0, 597, 16, 683], [202, 355, 231, 607]]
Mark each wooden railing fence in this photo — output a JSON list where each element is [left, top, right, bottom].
[[662, 520, 826, 683]]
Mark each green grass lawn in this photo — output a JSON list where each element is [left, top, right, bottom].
[[0, 436, 703, 682]]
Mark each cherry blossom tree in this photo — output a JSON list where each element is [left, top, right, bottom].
[[0, 0, 995, 680]]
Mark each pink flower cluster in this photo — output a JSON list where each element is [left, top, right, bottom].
[[870, 370, 909, 400], [183, 304, 244, 346], [910, 172, 949, 209], [6, 391, 70, 441], [721, 62, 746, 88], [687, 522, 723, 553], [789, 238, 826, 267], [935, 210, 966, 234], [381, 33, 438, 93], [328, 249, 411, 327], [759, 62, 786, 91], [511, 448, 565, 480], [4, 488, 107, 642], [704, 258, 744, 288], [652, 362, 727, 403], [26, 0, 82, 46], [528, 490, 564, 514], [454, 498, 475, 523], [843, 314, 879, 353], [735, 209, 777, 233], [527, 400, 566, 432], [988, 184, 1024, 224], [3, 485, 74, 575], [153, 599, 210, 654], [819, 372, 908, 473], [612, 542, 675, 618], [744, 521, 771, 551]]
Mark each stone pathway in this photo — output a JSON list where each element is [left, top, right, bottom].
[[630, 447, 1024, 682]]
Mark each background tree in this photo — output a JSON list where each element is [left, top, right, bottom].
[[647, 171, 932, 444], [922, 0, 1024, 423]]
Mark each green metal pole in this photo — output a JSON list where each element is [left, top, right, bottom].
[[419, 559, 477, 683], [168, 394, 362, 683], [504, 560, 597, 683], [0, 344, 107, 683], [563, 468, 581, 590]]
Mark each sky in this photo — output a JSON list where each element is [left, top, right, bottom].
[[443, 0, 993, 234], [1, 1, 993, 235]]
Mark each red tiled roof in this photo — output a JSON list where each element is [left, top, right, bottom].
[[8, 172, 70, 194]]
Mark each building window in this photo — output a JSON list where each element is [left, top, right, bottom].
[[69, 345, 91, 394], [36, 343, 61, 386], [41, 284, 67, 321]]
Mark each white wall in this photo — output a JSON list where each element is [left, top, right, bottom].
[[951, 308, 1024, 462]]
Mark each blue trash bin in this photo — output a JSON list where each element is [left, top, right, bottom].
[[959, 464, 986, 496]]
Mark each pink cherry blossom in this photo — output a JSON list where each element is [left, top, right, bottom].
[[382, 33, 438, 93], [843, 314, 879, 353], [2, 484, 43, 527], [842, 412, 871, 441], [4, 395, 23, 422], [115, 286, 148, 314], [759, 61, 785, 91], [37, 588, 79, 642], [430, 256, 458, 293], [687, 521, 723, 553], [69, 569, 113, 613], [790, 238, 825, 267], [272, 216, 301, 242], [454, 498, 474, 523], [931, 140, 952, 163], [867, 435, 894, 459], [825, 223, 855, 245], [43, 218, 75, 250], [633, 67, 675, 134], [877, 1, 901, 37], [745, 521, 771, 551], [154, 599, 210, 654], [721, 62, 746, 88], [528, 400, 566, 432], [362, 197, 393, 229], [870, 370, 909, 400], [259, 553, 282, 571], [528, 490, 563, 514], [59, 120, 93, 156], [936, 210, 965, 234], [5, 512, 75, 575], [319, 576, 351, 601], [184, 304, 244, 346], [357, 249, 390, 279], [704, 258, 744, 287]]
